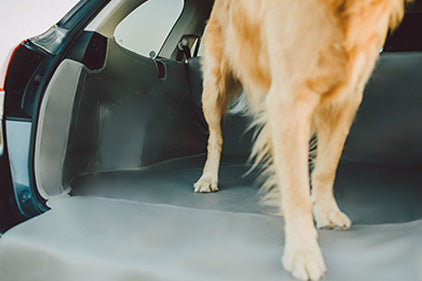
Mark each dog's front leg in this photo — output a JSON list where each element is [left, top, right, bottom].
[[266, 89, 326, 281], [311, 101, 361, 230]]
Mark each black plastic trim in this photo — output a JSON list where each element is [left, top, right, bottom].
[[67, 31, 108, 71], [4, 43, 45, 119], [155, 60, 167, 80]]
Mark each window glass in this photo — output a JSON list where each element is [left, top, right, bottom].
[[114, 0, 184, 58]]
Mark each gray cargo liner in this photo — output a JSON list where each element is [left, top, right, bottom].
[[0, 196, 421, 281]]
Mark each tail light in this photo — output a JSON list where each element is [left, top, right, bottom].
[[0, 43, 23, 92]]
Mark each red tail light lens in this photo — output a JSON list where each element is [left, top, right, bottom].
[[0, 42, 24, 92]]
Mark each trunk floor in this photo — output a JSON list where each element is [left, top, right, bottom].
[[71, 156, 422, 224], [0, 156, 421, 281], [0, 197, 420, 281]]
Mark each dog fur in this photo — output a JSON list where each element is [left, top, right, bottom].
[[194, 0, 411, 280]]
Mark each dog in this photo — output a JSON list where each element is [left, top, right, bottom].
[[193, 0, 411, 280]]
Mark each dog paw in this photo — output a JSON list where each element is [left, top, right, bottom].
[[313, 207, 351, 230], [282, 240, 326, 281], [194, 175, 219, 193]]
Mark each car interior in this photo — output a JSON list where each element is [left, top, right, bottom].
[[0, 0, 421, 280]]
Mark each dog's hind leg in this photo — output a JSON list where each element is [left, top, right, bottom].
[[311, 101, 359, 230], [194, 18, 238, 193], [311, 50, 380, 230], [194, 76, 229, 193], [266, 85, 326, 281]]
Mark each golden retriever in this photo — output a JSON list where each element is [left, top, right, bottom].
[[194, 0, 411, 280]]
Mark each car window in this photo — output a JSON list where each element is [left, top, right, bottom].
[[114, 0, 184, 58]]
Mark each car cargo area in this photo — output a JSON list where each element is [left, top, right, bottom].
[[31, 37, 422, 218], [1, 37, 421, 280], [32, 38, 422, 221], [1, 1, 422, 279]]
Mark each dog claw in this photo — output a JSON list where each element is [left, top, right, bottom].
[[194, 175, 219, 193], [314, 207, 351, 230]]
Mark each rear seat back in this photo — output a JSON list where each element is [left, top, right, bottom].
[[186, 52, 422, 166]]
